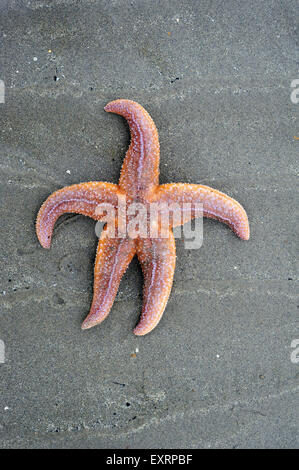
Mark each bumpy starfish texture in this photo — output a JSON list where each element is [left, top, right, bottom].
[[36, 99, 250, 336]]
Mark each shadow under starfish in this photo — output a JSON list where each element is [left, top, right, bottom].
[[36, 99, 250, 336]]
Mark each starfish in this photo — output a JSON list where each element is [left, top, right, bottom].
[[36, 99, 250, 336]]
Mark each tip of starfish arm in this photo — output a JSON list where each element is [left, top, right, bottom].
[[133, 324, 152, 336], [104, 99, 136, 114], [36, 228, 52, 249], [133, 328, 146, 336], [243, 232, 250, 241], [235, 208, 250, 241], [241, 219, 250, 241], [104, 102, 115, 112], [41, 237, 52, 249], [81, 314, 102, 330], [239, 226, 250, 241], [36, 209, 53, 249], [81, 320, 94, 330]]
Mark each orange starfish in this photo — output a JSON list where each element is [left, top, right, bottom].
[[36, 99, 250, 336]]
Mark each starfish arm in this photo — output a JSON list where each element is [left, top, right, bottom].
[[155, 183, 250, 240], [81, 230, 136, 330], [36, 182, 120, 249], [134, 231, 176, 336], [104, 99, 160, 197]]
